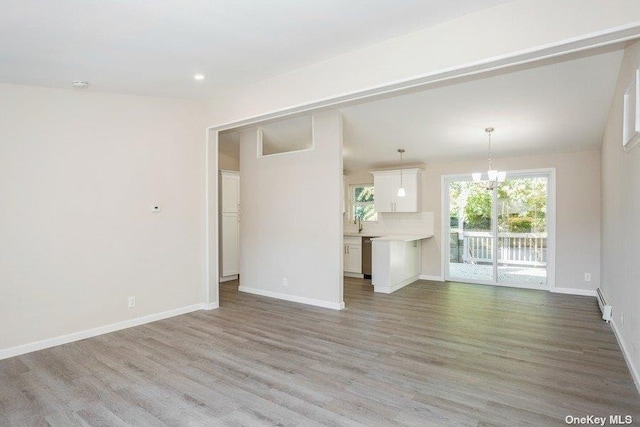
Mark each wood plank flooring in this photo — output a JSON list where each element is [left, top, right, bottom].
[[1, 278, 639, 426]]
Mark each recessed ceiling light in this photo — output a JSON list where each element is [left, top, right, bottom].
[[72, 80, 88, 89], [194, 74, 205, 81]]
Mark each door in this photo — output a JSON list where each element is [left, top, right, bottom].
[[220, 171, 240, 278], [221, 213, 239, 276], [496, 175, 549, 286], [444, 171, 552, 289], [446, 180, 495, 283], [221, 172, 240, 213]]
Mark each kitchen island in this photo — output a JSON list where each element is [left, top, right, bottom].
[[371, 234, 432, 294]]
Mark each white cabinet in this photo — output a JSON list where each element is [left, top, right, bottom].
[[373, 174, 395, 213], [372, 237, 425, 294], [343, 236, 362, 274], [220, 170, 240, 277], [345, 244, 362, 274], [404, 240, 420, 281], [371, 169, 422, 213], [395, 170, 419, 212]]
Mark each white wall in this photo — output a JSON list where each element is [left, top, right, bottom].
[[345, 150, 601, 291], [601, 40, 640, 387], [206, 0, 640, 125], [238, 111, 344, 309], [0, 84, 207, 354], [218, 152, 239, 171]]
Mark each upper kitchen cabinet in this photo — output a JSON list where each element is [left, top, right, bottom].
[[371, 169, 422, 213]]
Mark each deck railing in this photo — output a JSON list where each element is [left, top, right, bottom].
[[450, 231, 547, 266]]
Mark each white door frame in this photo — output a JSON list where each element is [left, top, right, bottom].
[[441, 168, 556, 291]]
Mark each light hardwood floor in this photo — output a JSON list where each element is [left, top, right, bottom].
[[1, 278, 639, 426]]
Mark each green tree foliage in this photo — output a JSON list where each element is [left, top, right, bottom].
[[465, 189, 492, 230], [497, 177, 547, 232], [354, 185, 377, 221], [355, 186, 374, 202], [449, 178, 547, 232]]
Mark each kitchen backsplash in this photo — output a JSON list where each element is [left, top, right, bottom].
[[344, 212, 434, 236]]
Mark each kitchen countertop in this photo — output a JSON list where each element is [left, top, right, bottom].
[[370, 234, 433, 242], [343, 233, 384, 237]]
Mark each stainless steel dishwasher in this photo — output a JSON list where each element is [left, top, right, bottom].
[[362, 237, 377, 279]]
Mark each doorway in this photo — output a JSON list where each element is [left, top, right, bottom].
[[218, 130, 241, 295], [444, 170, 554, 289]]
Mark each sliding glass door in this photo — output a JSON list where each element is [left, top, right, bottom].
[[445, 171, 552, 289], [496, 176, 548, 286], [448, 181, 496, 283]]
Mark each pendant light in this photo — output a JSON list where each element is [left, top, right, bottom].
[[397, 149, 406, 197], [472, 127, 506, 190]]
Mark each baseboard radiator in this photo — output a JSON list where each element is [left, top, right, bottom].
[[597, 288, 612, 322]]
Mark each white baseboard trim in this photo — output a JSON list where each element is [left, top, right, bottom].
[[0, 303, 208, 361], [550, 287, 597, 297], [610, 319, 640, 394], [419, 274, 445, 282], [238, 286, 344, 310], [202, 302, 219, 310], [344, 272, 364, 279], [373, 275, 419, 294], [219, 275, 238, 282]]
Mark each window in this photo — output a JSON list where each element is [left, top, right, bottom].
[[351, 184, 377, 221]]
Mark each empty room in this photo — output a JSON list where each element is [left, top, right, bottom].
[[1, 1, 640, 426]]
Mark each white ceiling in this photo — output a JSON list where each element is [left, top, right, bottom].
[[13, 0, 617, 164], [220, 46, 624, 170], [340, 46, 624, 170], [0, 0, 511, 98]]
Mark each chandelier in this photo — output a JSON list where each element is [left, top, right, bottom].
[[472, 127, 505, 190]]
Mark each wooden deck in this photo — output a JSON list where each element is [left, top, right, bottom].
[[0, 278, 638, 426]]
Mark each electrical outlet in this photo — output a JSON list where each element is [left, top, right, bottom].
[[282, 278, 288, 287], [584, 273, 591, 282], [128, 296, 136, 308]]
